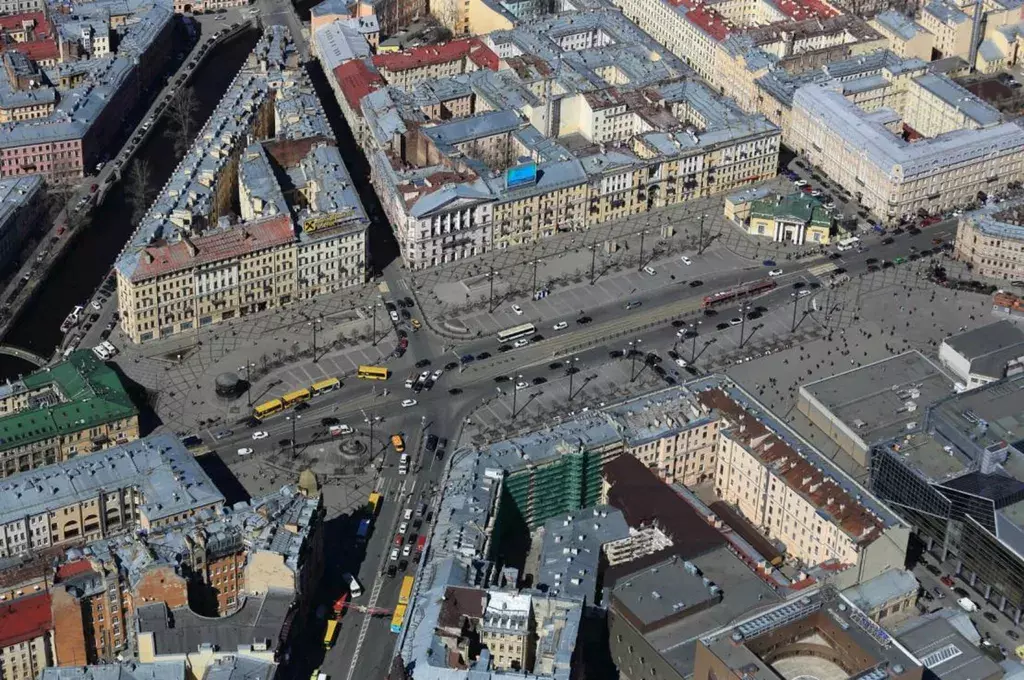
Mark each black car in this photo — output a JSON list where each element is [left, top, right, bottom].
[[476, 351, 491, 360], [919, 248, 932, 257], [747, 311, 761, 320], [671, 319, 686, 328], [867, 264, 880, 272], [689, 280, 704, 287], [532, 376, 547, 385], [294, 402, 310, 412], [683, 330, 698, 339], [448, 388, 463, 395], [908, 253, 920, 261], [609, 349, 624, 358], [387, 565, 398, 578], [703, 308, 718, 317], [401, 309, 411, 320], [625, 301, 642, 310], [792, 281, 805, 289], [576, 316, 592, 324], [416, 358, 431, 368], [398, 559, 408, 572], [881, 260, 893, 268], [1008, 630, 1020, 641], [908, 227, 921, 235], [881, 237, 894, 245], [531, 335, 544, 343], [984, 612, 999, 623], [279, 438, 293, 448], [403, 297, 414, 308], [397, 329, 408, 339], [925, 564, 942, 576], [645, 353, 662, 364], [866, 258, 878, 265], [498, 344, 512, 352], [445, 362, 459, 371], [893, 227, 905, 235], [385, 301, 397, 312], [426, 435, 438, 452], [667, 350, 679, 360], [566, 365, 581, 375], [954, 587, 969, 598], [395, 298, 407, 308], [321, 417, 340, 427], [717, 322, 730, 330], [549, 362, 563, 370], [828, 252, 841, 260], [494, 375, 510, 383], [653, 365, 666, 376]]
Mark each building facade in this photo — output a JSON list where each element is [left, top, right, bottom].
[[955, 198, 1024, 282]]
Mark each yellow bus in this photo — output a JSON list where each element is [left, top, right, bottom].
[[282, 388, 312, 407], [357, 365, 389, 380], [398, 576, 415, 605], [253, 398, 284, 420], [368, 492, 382, 515], [312, 377, 341, 395], [390, 603, 407, 633], [323, 619, 339, 649]]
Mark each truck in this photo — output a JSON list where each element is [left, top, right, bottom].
[[415, 535, 426, 558], [356, 518, 372, 541], [957, 597, 978, 612], [368, 492, 382, 515]]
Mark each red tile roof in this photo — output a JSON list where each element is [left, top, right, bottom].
[[56, 559, 96, 582], [686, 5, 732, 41], [0, 592, 52, 649], [0, 11, 52, 37], [131, 215, 295, 281], [773, 0, 839, 21], [332, 59, 385, 110], [372, 38, 499, 73], [7, 38, 59, 62], [696, 388, 885, 548]]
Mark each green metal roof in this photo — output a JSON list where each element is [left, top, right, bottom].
[[750, 192, 832, 228], [0, 351, 138, 452]]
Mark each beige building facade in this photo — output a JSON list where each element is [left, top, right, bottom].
[[955, 202, 1024, 282]]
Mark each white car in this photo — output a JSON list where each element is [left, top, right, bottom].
[[237, 447, 253, 456], [329, 424, 353, 436], [675, 358, 688, 368], [512, 338, 529, 348], [419, 371, 430, 382], [768, 268, 783, 277], [515, 381, 529, 390], [389, 310, 400, 323], [404, 508, 413, 520], [402, 399, 418, 408], [643, 266, 657, 276], [511, 304, 524, 315], [402, 544, 412, 557], [101, 340, 117, 356], [431, 369, 443, 381], [91, 300, 102, 311], [798, 289, 811, 298], [390, 548, 399, 561], [553, 321, 568, 331], [92, 345, 111, 360], [794, 179, 807, 187], [729, 317, 743, 326], [681, 256, 693, 266], [399, 522, 408, 533], [252, 431, 269, 440]]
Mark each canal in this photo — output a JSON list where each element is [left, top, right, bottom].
[[0, 28, 260, 380]]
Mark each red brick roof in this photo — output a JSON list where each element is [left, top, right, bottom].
[[333, 59, 385, 110], [696, 388, 884, 548], [686, 5, 732, 41], [0, 11, 52, 36], [131, 215, 295, 282], [0, 592, 52, 649], [372, 38, 499, 73], [56, 559, 96, 582], [773, 0, 839, 21], [8, 38, 59, 62]]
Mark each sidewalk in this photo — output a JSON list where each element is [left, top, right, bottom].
[[411, 179, 824, 336], [114, 281, 397, 433]]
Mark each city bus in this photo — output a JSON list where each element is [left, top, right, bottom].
[[497, 323, 536, 343], [357, 365, 390, 380], [399, 576, 415, 606], [253, 398, 284, 420], [701, 279, 776, 309], [311, 377, 341, 395], [323, 618, 339, 649], [282, 388, 312, 408], [390, 603, 407, 634]]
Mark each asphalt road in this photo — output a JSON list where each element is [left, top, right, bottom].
[[196, 216, 959, 679]]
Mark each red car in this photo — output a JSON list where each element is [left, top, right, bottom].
[[89, 184, 99, 193], [394, 534, 404, 547], [941, 576, 955, 587]]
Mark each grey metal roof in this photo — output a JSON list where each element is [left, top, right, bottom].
[[0, 175, 44, 237], [537, 506, 629, 603], [40, 662, 185, 680], [841, 568, 919, 612], [944, 320, 1024, 379], [202, 656, 277, 680], [0, 433, 223, 526], [913, 74, 1001, 128], [137, 590, 292, 655], [873, 10, 926, 41], [313, 19, 372, 71], [896, 615, 1001, 680]]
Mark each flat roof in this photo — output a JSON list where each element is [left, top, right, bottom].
[[930, 373, 1024, 453], [41, 663, 186, 680], [800, 350, 955, 450], [537, 506, 630, 603], [943, 320, 1024, 379], [896, 615, 1001, 680]]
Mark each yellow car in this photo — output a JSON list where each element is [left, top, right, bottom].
[[411, 318, 422, 330]]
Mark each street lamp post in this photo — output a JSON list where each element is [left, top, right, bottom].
[[371, 302, 378, 346], [287, 414, 301, 458], [738, 304, 752, 348], [309, 315, 323, 362], [567, 356, 580, 401], [697, 213, 709, 254], [690, 322, 701, 364], [589, 246, 597, 285], [791, 292, 800, 333], [488, 265, 495, 312], [638, 230, 647, 271], [532, 259, 539, 297], [512, 374, 522, 421], [238, 362, 254, 407], [629, 339, 642, 382]]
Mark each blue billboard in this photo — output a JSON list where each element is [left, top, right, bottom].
[[506, 162, 538, 190]]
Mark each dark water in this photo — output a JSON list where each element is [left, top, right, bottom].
[[0, 29, 260, 380]]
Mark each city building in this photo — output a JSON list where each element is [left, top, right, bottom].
[[0, 433, 224, 559], [869, 373, 1024, 623], [869, 10, 934, 61], [789, 79, 1024, 223], [694, 588, 924, 680], [0, 174, 43, 271], [745, 192, 833, 245], [323, 7, 779, 270], [536, 507, 630, 602], [699, 385, 911, 573], [894, 613, 1004, 680], [49, 484, 321, 667], [0, 0, 44, 15], [939, 321, 1024, 391], [798, 350, 955, 465], [0, 1, 174, 182], [955, 197, 1024, 282], [0, 349, 139, 479], [0, 591, 53, 680], [115, 27, 369, 344], [840, 568, 919, 625], [41, 661, 188, 680]]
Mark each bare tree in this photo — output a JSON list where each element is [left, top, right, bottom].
[[125, 159, 155, 224], [166, 86, 200, 155]]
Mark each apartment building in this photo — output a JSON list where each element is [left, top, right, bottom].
[[344, 9, 777, 269], [0, 173, 43, 271], [0, 349, 139, 479], [789, 81, 1024, 222], [0, 592, 52, 680], [0, 3, 173, 182], [698, 386, 910, 573], [0, 0, 43, 14], [116, 28, 368, 344], [747, 191, 833, 245], [870, 10, 934, 60], [0, 434, 224, 559], [955, 197, 1024, 282], [371, 37, 499, 89], [479, 592, 533, 672]]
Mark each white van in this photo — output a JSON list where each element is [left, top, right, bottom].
[[957, 597, 978, 612]]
